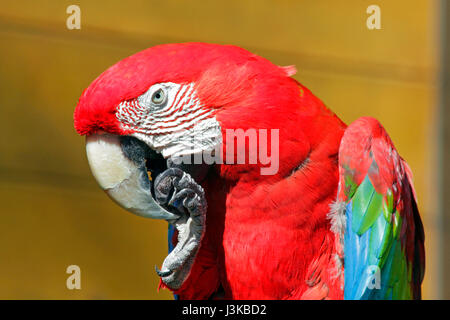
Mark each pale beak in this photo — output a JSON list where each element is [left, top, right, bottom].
[[85, 133, 179, 220]]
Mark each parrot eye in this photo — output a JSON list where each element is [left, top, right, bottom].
[[151, 89, 166, 105]]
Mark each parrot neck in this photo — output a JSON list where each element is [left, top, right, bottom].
[[214, 83, 347, 183]]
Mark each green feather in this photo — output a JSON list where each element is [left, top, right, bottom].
[[382, 197, 392, 223], [343, 167, 358, 199], [393, 210, 402, 239], [358, 191, 383, 235], [378, 221, 393, 268], [351, 176, 383, 235]]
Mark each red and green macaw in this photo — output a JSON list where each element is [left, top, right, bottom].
[[74, 43, 425, 300]]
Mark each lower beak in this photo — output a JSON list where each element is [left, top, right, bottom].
[[85, 133, 179, 220]]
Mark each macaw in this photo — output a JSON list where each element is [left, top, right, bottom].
[[74, 43, 425, 300]]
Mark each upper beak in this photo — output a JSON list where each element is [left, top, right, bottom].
[[85, 133, 179, 220]]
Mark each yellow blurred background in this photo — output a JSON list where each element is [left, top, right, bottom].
[[0, 0, 447, 299]]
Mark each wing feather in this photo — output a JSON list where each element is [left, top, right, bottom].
[[337, 117, 425, 300]]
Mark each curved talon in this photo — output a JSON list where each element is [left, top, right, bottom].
[[155, 265, 173, 277], [153, 167, 207, 289], [168, 189, 195, 207]]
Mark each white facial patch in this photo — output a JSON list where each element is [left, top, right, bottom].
[[116, 82, 222, 159]]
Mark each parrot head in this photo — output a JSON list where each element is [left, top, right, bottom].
[[74, 42, 331, 290]]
